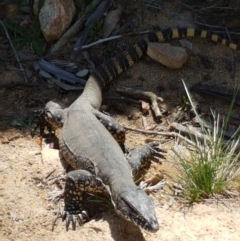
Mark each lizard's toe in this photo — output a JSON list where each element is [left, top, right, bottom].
[[62, 210, 90, 231]]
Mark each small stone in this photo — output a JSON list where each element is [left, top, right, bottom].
[[179, 39, 193, 51], [147, 43, 189, 69], [39, 0, 76, 42], [76, 69, 89, 78], [41, 147, 65, 177]]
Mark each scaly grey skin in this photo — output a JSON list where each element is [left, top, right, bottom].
[[43, 101, 161, 232], [40, 39, 163, 231], [41, 27, 239, 231]]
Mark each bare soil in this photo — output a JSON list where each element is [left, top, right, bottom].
[[1, 1, 240, 241]]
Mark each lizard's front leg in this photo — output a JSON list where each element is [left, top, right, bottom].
[[62, 169, 106, 231]]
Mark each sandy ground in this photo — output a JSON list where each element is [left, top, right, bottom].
[[0, 133, 240, 241]]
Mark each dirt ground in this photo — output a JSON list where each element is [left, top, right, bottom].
[[1, 1, 240, 241]]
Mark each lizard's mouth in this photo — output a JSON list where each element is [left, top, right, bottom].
[[44, 111, 63, 129], [115, 204, 159, 232], [115, 192, 159, 232]]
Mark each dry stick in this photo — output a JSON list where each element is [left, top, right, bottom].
[[19, 30, 151, 61], [123, 125, 196, 146], [0, 81, 39, 88], [176, 0, 224, 12], [169, 122, 210, 141], [51, 204, 62, 232], [45, 168, 56, 179], [0, 20, 28, 83], [195, 2, 233, 12], [225, 26, 232, 42], [72, 30, 150, 51], [229, 50, 235, 79], [117, 87, 164, 118]]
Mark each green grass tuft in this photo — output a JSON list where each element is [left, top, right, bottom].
[[173, 80, 240, 202]]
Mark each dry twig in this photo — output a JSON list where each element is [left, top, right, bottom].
[[169, 122, 209, 141], [0, 19, 28, 82], [117, 87, 164, 118], [124, 125, 196, 146]]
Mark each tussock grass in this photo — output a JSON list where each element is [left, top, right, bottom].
[[173, 80, 240, 202], [2, 17, 45, 56]]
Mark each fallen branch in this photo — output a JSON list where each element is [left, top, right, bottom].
[[169, 122, 209, 141], [71, 0, 111, 60], [117, 87, 164, 118], [123, 125, 196, 146], [0, 80, 39, 89], [19, 30, 151, 61], [72, 30, 150, 52]]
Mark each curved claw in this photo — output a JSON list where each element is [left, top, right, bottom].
[[80, 210, 90, 222], [140, 179, 166, 192], [147, 142, 167, 159], [65, 212, 72, 231], [62, 210, 90, 231]]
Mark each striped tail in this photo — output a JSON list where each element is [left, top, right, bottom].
[[92, 39, 148, 89], [147, 27, 239, 50], [80, 27, 239, 109]]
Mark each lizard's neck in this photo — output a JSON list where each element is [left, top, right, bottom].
[[74, 75, 103, 110]]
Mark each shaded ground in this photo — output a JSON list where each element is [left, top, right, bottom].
[[1, 1, 240, 240]]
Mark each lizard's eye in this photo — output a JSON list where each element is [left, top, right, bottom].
[[56, 115, 62, 123], [45, 110, 53, 120]]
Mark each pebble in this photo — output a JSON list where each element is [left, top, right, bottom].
[[76, 69, 89, 78]]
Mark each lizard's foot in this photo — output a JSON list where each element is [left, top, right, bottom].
[[51, 200, 89, 231], [127, 141, 166, 176], [140, 179, 166, 192], [48, 189, 64, 203], [61, 169, 106, 231], [62, 209, 89, 231]]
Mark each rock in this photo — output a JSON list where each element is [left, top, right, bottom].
[[76, 69, 89, 78], [147, 43, 189, 69], [179, 39, 193, 51], [39, 0, 76, 42], [41, 147, 63, 175], [102, 5, 123, 38]]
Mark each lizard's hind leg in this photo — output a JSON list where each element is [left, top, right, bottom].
[[92, 109, 126, 151], [126, 142, 166, 192], [127, 142, 165, 176]]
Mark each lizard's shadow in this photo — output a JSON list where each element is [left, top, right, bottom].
[[100, 210, 146, 241]]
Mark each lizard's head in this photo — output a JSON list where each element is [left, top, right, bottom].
[[43, 101, 66, 129], [113, 188, 159, 232]]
